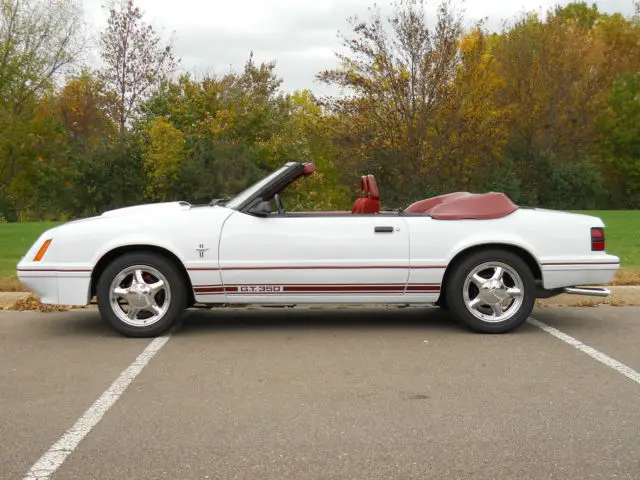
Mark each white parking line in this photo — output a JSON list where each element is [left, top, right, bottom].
[[23, 332, 174, 480], [528, 317, 640, 386]]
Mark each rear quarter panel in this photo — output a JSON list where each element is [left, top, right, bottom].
[[405, 208, 619, 290]]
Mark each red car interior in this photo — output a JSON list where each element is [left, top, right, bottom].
[[351, 175, 382, 214], [284, 164, 518, 219]]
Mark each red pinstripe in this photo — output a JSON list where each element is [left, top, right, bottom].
[[17, 268, 91, 273], [194, 284, 441, 295], [188, 265, 446, 271], [541, 262, 619, 266]]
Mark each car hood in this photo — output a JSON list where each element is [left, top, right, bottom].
[[100, 201, 193, 218]]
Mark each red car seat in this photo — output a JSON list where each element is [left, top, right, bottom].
[[351, 175, 382, 214]]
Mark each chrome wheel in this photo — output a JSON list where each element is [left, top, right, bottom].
[[462, 261, 524, 323], [108, 265, 171, 327]]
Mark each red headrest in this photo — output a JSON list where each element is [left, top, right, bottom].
[[366, 175, 379, 200], [360, 175, 369, 196]]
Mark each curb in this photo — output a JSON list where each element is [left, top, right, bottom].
[[536, 285, 640, 307]]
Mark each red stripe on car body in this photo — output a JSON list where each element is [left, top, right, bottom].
[[188, 265, 446, 271], [541, 262, 619, 266], [193, 283, 441, 295], [17, 268, 92, 273]]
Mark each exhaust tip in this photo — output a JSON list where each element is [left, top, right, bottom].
[[563, 287, 611, 297]]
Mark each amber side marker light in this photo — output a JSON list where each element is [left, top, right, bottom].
[[33, 239, 52, 261]]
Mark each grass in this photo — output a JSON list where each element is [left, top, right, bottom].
[[0, 211, 638, 291], [574, 210, 640, 285], [574, 210, 640, 268]]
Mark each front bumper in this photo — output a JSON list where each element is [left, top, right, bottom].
[[17, 267, 92, 306]]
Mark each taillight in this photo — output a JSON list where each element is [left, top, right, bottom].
[[591, 227, 605, 251]]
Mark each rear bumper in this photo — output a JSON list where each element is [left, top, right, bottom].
[[16, 267, 91, 306], [541, 255, 620, 289]]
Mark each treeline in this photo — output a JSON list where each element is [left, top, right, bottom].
[[2, 0, 640, 222]]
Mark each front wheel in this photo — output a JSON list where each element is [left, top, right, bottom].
[[445, 250, 535, 334], [97, 252, 187, 338]]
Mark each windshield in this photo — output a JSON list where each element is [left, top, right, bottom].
[[225, 165, 291, 210]]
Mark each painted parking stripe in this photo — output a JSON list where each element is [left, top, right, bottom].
[[528, 317, 640, 386], [23, 330, 175, 480]]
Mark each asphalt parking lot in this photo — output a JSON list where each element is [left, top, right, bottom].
[[1, 306, 639, 480]]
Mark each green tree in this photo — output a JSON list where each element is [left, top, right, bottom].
[[0, 0, 85, 109], [554, 2, 600, 29], [271, 90, 350, 210], [142, 117, 184, 201], [318, 0, 464, 205], [598, 73, 640, 207], [71, 136, 146, 217], [0, 0, 86, 191], [138, 56, 290, 202], [427, 28, 509, 192]]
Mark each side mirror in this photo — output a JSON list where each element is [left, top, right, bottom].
[[248, 200, 272, 216]]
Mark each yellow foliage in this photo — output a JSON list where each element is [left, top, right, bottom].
[[142, 118, 185, 201], [56, 73, 117, 149], [429, 29, 510, 188]]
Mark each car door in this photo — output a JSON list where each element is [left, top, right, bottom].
[[217, 212, 410, 304]]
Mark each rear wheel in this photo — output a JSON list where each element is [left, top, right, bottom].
[[97, 252, 187, 337], [445, 249, 535, 333]]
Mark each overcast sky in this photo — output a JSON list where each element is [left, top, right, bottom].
[[81, 0, 636, 95]]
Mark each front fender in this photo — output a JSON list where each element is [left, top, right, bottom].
[[90, 234, 188, 268]]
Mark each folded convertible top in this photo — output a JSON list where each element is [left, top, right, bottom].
[[405, 192, 518, 220]]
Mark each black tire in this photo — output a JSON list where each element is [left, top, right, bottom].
[[97, 252, 187, 338], [435, 296, 449, 310], [445, 249, 535, 334]]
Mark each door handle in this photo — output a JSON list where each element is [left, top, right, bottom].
[[374, 226, 394, 233]]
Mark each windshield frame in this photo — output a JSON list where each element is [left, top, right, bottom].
[[224, 162, 304, 212]]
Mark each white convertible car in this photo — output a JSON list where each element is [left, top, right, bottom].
[[17, 162, 619, 337]]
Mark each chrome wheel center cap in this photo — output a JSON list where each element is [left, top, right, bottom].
[[127, 284, 152, 308], [479, 280, 507, 303]]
